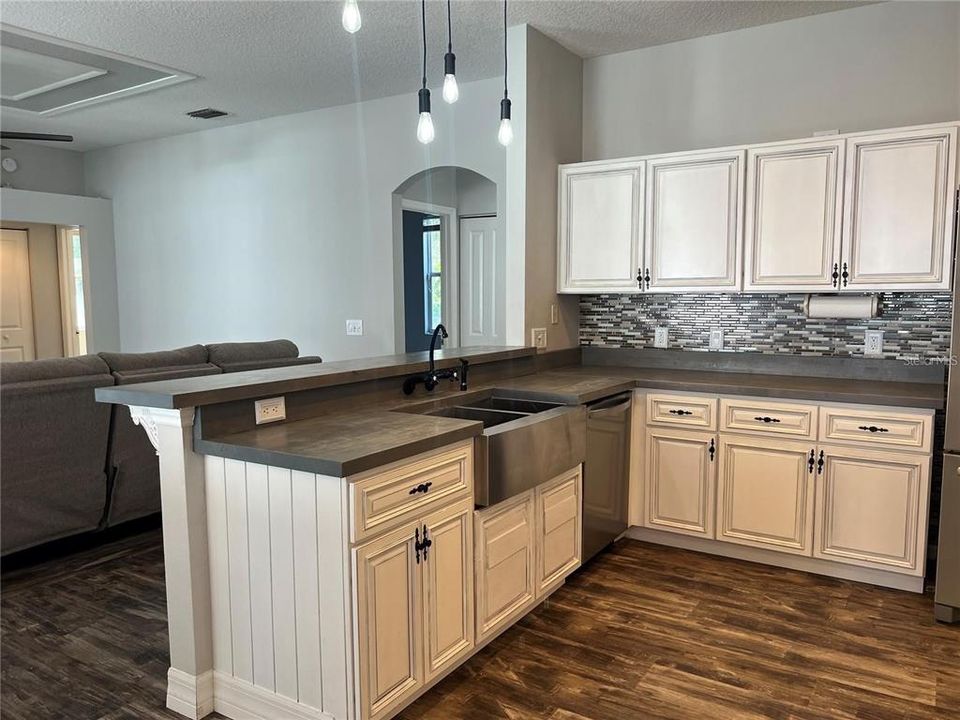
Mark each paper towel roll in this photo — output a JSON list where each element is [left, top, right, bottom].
[[803, 294, 879, 319]]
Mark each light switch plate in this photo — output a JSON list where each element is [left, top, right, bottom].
[[550, 304, 559, 325], [654, 327, 668, 349], [531, 327, 547, 349], [255, 396, 286, 425], [864, 330, 884, 356], [345, 319, 363, 336], [709, 328, 724, 351]]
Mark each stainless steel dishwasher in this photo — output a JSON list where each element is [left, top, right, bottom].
[[583, 392, 632, 562]]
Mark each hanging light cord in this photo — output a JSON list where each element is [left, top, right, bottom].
[[421, 0, 427, 89], [502, 0, 508, 99], [447, 0, 453, 53]]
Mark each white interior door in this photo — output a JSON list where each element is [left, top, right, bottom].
[[0, 228, 36, 362], [459, 216, 499, 347]]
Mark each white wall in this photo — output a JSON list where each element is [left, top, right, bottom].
[[1, 141, 86, 195], [0, 189, 119, 352], [84, 77, 507, 359], [583, 2, 960, 159]]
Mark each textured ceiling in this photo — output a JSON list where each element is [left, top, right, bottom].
[[0, 1, 867, 151]]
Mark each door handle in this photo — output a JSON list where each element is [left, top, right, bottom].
[[708, 438, 716, 462], [414, 527, 422, 564], [808, 449, 815, 474], [754, 416, 781, 424], [817, 450, 825, 475], [668, 409, 693, 416], [421, 524, 432, 560]]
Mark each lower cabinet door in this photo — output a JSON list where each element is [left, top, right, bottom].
[[814, 445, 929, 575], [646, 428, 716, 538], [475, 491, 536, 642], [536, 466, 582, 594], [422, 498, 475, 681], [717, 436, 815, 555], [354, 520, 423, 720]]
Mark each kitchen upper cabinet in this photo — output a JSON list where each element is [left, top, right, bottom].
[[841, 126, 957, 290], [536, 467, 582, 594], [814, 445, 929, 575], [744, 140, 844, 292], [717, 436, 815, 555], [558, 160, 644, 293], [644, 149, 744, 292], [474, 490, 536, 642], [354, 520, 423, 720], [422, 499, 474, 682], [645, 428, 716, 538]]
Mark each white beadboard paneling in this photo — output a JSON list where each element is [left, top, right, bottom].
[[205, 456, 233, 675], [317, 475, 352, 720], [292, 470, 323, 709], [268, 466, 300, 702], [224, 459, 254, 683], [246, 463, 277, 691]]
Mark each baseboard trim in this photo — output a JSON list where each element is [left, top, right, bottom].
[[625, 527, 925, 594], [212, 672, 331, 720], [166, 668, 215, 719]]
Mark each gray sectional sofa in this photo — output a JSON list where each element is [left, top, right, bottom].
[[0, 340, 320, 556]]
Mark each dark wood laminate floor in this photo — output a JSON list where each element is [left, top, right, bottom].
[[2, 530, 957, 720]]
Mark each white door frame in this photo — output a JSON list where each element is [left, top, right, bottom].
[[56, 224, 90, 356], [398, 199, 460, 349]]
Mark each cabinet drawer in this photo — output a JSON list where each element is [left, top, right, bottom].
[[536, 466, 582, 595], [720, 398, 817, 439], [647, 393, 717, 430], [350, 440, 473, 543], [818, 407, 932, 453]]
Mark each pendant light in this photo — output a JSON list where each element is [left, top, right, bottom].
[[342, 0, 361, 33], [416, 0, 435, 144], [441, 0, 459, 104], [497, 0, 513, 146]]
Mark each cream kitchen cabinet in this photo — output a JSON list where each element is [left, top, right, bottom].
[[644, 149, 744, 292], [474, 490, 537, 642], [743, 139, 844, 292], [535, 467, 582, 594], [354, 496, 474, 720], [841, 126, 957, 291], [645, 427, 716, 538], [716, 435, 815, 555], [814, 445, 929, 575], [557, 160, 644, 293]]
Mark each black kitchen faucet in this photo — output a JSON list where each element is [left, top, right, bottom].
[[402, 324, 469, 395]]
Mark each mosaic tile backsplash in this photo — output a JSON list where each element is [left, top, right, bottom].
[[579, 293, 953, 362]]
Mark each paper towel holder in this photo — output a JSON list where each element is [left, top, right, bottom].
[[803, 293, 880, 319]]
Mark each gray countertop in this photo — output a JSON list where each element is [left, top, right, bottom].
[[195, 358, 944, 478], [95, 346, 534, 409]]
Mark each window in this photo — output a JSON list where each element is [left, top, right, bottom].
[[423, 216, 442, 334]]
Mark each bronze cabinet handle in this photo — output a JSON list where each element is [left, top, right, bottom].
[[817, 450, 825, 475], [708, 438, 716, 462], [808, 449, 815, 474], [668, 409, 693, 416], [858, 425, 889, 433], [754, 416, 781, 424]]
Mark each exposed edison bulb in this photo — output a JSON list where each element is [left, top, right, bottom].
[[442, 74, 459, 104], [417, 112, 435, 144], [341, 0, 361, 33], [498, 118, 513, 146]]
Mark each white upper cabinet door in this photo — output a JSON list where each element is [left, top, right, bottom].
[[644, 149, 744, 292], [841, 125, 958, 291], [558, 160, 644, 293], [743, 140, 844, 292]]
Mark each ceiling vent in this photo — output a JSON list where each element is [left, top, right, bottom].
[[186, 108, 228, 120]]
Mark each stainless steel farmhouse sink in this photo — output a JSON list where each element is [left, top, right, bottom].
[[418, 392, 586, 507]]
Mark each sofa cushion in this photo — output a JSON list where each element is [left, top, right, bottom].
[[206, 339, 299, 365], [112, 363, 222, 385], [1, 354, 109, 383], [215, 355, 323, 374], [99, 344, 208, 373]]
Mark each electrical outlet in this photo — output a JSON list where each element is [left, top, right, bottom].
[[864, 330, 884, 356], [345, 319, 363, 336], [254, 396, 286, 425], [654, 327, 668, 349], [531, 327, 547, 350], [709, 328, 724, 351], [550, 304, 559, 325]]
